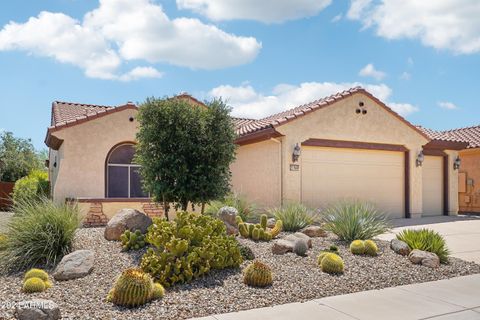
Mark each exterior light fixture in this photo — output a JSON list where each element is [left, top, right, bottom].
[[454, 156, 461, 170], [292, 143, 301, 163], [416, 151, 424, 167]]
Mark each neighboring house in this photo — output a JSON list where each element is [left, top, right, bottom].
[[45, 87, 466, 225], [421, 125, 480, 214]]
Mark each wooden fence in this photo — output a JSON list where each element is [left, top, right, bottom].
[[0, 182, 14, 211]]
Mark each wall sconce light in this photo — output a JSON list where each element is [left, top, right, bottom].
[[454, 156, 461, 170], [416, 151, 424, 167], [292, 143, 301, 163]]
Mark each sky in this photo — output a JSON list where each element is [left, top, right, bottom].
[[0, 0, 479, 150]]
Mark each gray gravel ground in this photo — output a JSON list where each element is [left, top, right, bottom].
[[1, 227, 479, 319]]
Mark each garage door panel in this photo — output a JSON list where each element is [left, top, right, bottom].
[[422, 156, 443, 216], [301, 147, 404, 218]]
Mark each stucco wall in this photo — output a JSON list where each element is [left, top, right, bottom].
[[50, 108, 139, 202], [230, 139, 282, 208], [273, 93, 429, 216], [458, 148, 480, 213], [445, 150, 460, 215]]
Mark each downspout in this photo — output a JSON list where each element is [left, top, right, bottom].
[[270, 137, 283, 207]]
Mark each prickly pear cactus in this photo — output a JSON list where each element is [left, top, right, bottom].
[[243, 260, 273, 287]]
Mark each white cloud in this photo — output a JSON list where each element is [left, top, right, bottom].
[[119, 66, 163, 82], [331, 14, 343, 23], [400, 72, 411, 80], [176, 0, 332, 23], [438, 101, 458, 110], [209, 81, 418, 119], [348, 0, 480, 54], [0, 0, 261, 80], [359, 63, 386, 80]]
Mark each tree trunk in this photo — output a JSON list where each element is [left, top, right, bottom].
[[201, 202, 205, 215], [163, 200, 169, 221]]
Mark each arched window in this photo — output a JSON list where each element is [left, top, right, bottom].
[[106, 143, 147, 198]]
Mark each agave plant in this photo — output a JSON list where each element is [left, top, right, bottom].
[[397, 228, 450, 263], [205, 192, 256, 221], [322, 201, 390, 242]]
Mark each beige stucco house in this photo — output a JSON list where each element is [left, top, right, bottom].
[[45, 87, 466, 225]]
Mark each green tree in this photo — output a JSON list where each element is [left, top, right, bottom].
[[0, 132, 44, 182], [135, 97, 236, 220]]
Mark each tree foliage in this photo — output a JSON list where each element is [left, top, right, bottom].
[[0, 131, 44, 182], [135, 97, 236, 219]]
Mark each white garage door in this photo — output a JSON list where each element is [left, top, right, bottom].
[[301, 147, 405, 218], [422, 156, 443, 216]]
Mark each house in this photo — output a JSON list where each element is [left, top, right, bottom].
[[420, 125, 480, 214], [45, 87, 466, 225]]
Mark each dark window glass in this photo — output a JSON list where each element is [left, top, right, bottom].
[[108, 145, 135, 164], [130, 167, 147, 198], [108, 166, 128, 198]]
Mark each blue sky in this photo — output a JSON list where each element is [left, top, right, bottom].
[[0, 0, 479, 150]]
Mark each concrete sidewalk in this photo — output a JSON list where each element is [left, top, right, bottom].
[[192, 274, 480, 320], [378, 215, 480, 263]]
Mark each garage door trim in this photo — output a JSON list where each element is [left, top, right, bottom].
[[302, 138, 410, 218], [423, 149, 449, 216]]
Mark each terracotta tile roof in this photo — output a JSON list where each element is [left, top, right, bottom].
[[233, 87, 428, 140], [51, 101, 117, 127], [419, 125, 480, 149]]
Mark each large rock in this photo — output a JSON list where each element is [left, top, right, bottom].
[[104, 209, 152, 241], [218, 206, 238, 235], [408, 249, 440, 268], [285, 233, 313, 248], [272, 239, 295, 255], [15, 299, 60, 320], [267, 218, 276, 229], [301, 226, 327, 238], [390, 239, 410, 256], [53, 250, 94, 281]]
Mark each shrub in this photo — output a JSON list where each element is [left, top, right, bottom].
[[396, 229, 450, 263], [107, 268, 163, 308], [323, 201, 390, 241], [350, 240, 366, 255], [0, 198, 81, 272], [12, 170, 49, 204], [23, 277, 46, 293], [120, 230, 146, 251], [239, 244, 255, 260], [320, 253, 344, 274], [140, 212, 242, 288], [329, 245, 338, 253], [243, 261, 272, 287], [293, 239, 309, 256], [205, 193, 256, 222], [268, 203, 318, 232], [364, 240, 378, 256]]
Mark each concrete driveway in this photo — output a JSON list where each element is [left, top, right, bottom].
[[378, 215, 480, 263]]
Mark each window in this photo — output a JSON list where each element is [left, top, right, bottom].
[[106, 144, 148, 198]]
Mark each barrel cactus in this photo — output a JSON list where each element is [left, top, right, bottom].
[[243, 261, 273, 287], [364, 240, 378, 256], [107, 268, 164, 308], [23, 277, 46, 293], [320, 253, 344, 274], [293, 239, 309, 256], [24, 268, 49, 282], [350, 240, 365, 255], [152, 283, 165, 299], [317, 251, 329, 265]]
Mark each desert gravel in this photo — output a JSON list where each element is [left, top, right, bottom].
[[1, 227, 479, 319]]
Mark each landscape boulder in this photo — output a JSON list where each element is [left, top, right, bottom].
[[272, 239, 295, 255], [300, 226, 327, 238], [53, 250, 94, 281], [285, 233, 313, 248], [218, 206, 238, 235], [390, 239, 410, 256], [15, 299, 60, 320], [104, 209, 152, 241], [267, 218, 276, 229], [408, 249, 440, 268]]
